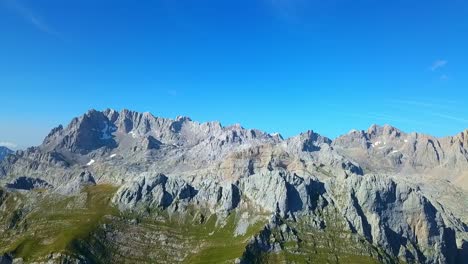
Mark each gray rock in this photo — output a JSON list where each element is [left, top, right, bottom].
[[6, 176, 52, 190], [0, 146, 13, 161], [112, 173, 197, 211], [55, 170, 96, 195], [329, 174, 458, 263], [0, 253, 12, 264]]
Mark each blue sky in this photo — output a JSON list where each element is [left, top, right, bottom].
[[1, 0, 467, 149]]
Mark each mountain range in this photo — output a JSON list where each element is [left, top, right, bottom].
[[0, 109, 467, 264]]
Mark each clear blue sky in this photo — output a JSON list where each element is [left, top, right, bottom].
[[1, 0, 467, 149]]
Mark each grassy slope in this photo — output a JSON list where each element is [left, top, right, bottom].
[[1, 185, 393, 263], [0, 185, 118, 261]]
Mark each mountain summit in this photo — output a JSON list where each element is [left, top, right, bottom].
[[0, 146, 13, 161], [0, 109, 466, 263]]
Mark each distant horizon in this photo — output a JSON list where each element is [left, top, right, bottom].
[[1, 1, 467, 150]]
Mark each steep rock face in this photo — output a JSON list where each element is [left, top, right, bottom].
[[112, 173, 198, 211], [241, 171, 289, 215], [240, 170, 327, 218], [42, 110, 117, 154], [112, 172, 242, 215], [193, 180, 240, 213], [329, 174, 458, 263]]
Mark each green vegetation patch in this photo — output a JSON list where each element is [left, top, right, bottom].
[[0, 185, 118, 262]]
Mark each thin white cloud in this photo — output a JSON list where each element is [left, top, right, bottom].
[[0, 141, 17, 149], [386, 99, 467, 125], [4, 0, 57, 35], [430, 59, 447, 71], [388, 99, 458, 111], [432, 113, 468, 123], [390, 99, 439, 108], [340, 112, 432, 127]]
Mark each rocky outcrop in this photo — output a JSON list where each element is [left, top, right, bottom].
[[112, 173, 197, 211], [240, 170, 327, 218], [55, 170, 96, 195], [0, 253, 12, 264], [112, 173, 243, 215], [0, 147, 13, 162], [5, 176, 52, 190], [193, 180, 240, 213], [330, 174, 458, 263]]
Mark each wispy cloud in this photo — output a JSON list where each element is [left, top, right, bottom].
[[432, 113, 468, 123], [340, 112, 432, 127], [0, 141, 18, 149], [3, 0, 57, 36], [430, 59, 447, 71], [386, 98, 468, 125], [388, 99, 458, 111]]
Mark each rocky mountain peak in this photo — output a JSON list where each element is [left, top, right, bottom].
[[0, 146, 13, 161], [452, 129, 468, 146], [284, 130, 331, 153], [175, 115, 192, 122], [366, 124, 403, 139], [366, 124, 379, 135], [45, 109, 114, 154]]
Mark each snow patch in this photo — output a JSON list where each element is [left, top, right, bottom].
[[86, 159, 95, 166], [374, 141, 382, 146], [391, 150, 399, 154], [404, 139, 408, 143], [129, 131, 137, 138], [110, 154, 116, 158]]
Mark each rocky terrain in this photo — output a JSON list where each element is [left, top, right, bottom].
[[0, 109, 467, 263], [0, 146, 13, 161]]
